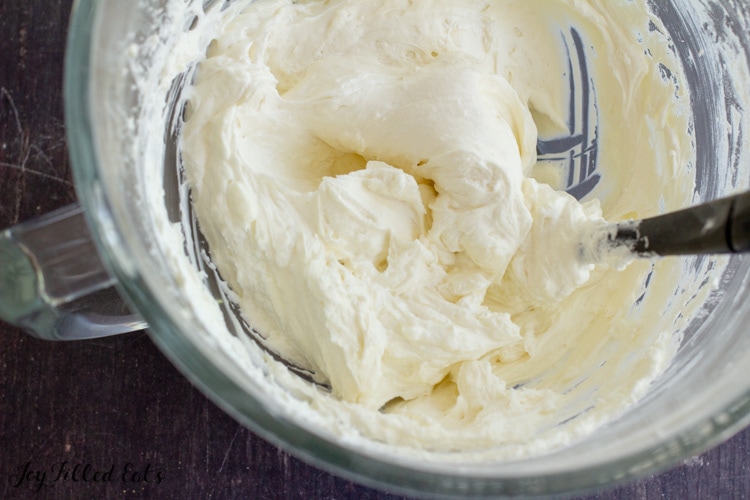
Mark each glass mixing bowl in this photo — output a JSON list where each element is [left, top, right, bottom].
[[45, 0, 750, 496]]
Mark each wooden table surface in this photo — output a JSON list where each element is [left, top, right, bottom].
[[1, 2, 749, 499]]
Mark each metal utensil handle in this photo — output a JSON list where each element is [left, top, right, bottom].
[[0, 203, 146, 340]]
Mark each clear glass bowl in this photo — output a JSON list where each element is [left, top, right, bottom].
[[65, 0, 750, 496]]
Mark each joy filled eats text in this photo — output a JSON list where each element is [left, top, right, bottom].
[[9, 461, 164, 491]]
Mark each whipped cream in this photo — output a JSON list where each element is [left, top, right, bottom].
[[172, 0, 696, 456]]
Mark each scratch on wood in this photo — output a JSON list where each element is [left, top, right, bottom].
[[1, 87, 73, 224], [36, 429, 58, 453], [0, 161, 73, 186], [217, 427, 240, 476], [207, 426, 242, 498], [1, 87, 26, 224], [1, 86, 23, 135], [204, 419, 242, 499]]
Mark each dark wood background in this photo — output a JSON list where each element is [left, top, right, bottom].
[[1, 2, 749, 498]]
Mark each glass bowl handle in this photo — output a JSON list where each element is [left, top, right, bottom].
[[0, 203, 147, 340]]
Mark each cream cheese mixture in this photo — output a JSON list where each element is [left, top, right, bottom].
[[173, 0, 697, 456]]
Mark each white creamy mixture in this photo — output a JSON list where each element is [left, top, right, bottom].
[[170, 0, 696, 456]]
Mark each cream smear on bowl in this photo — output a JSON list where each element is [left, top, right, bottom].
[[136, 0, 720, 461]]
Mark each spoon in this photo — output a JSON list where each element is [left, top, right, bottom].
[[582, 190, 750, 262]]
